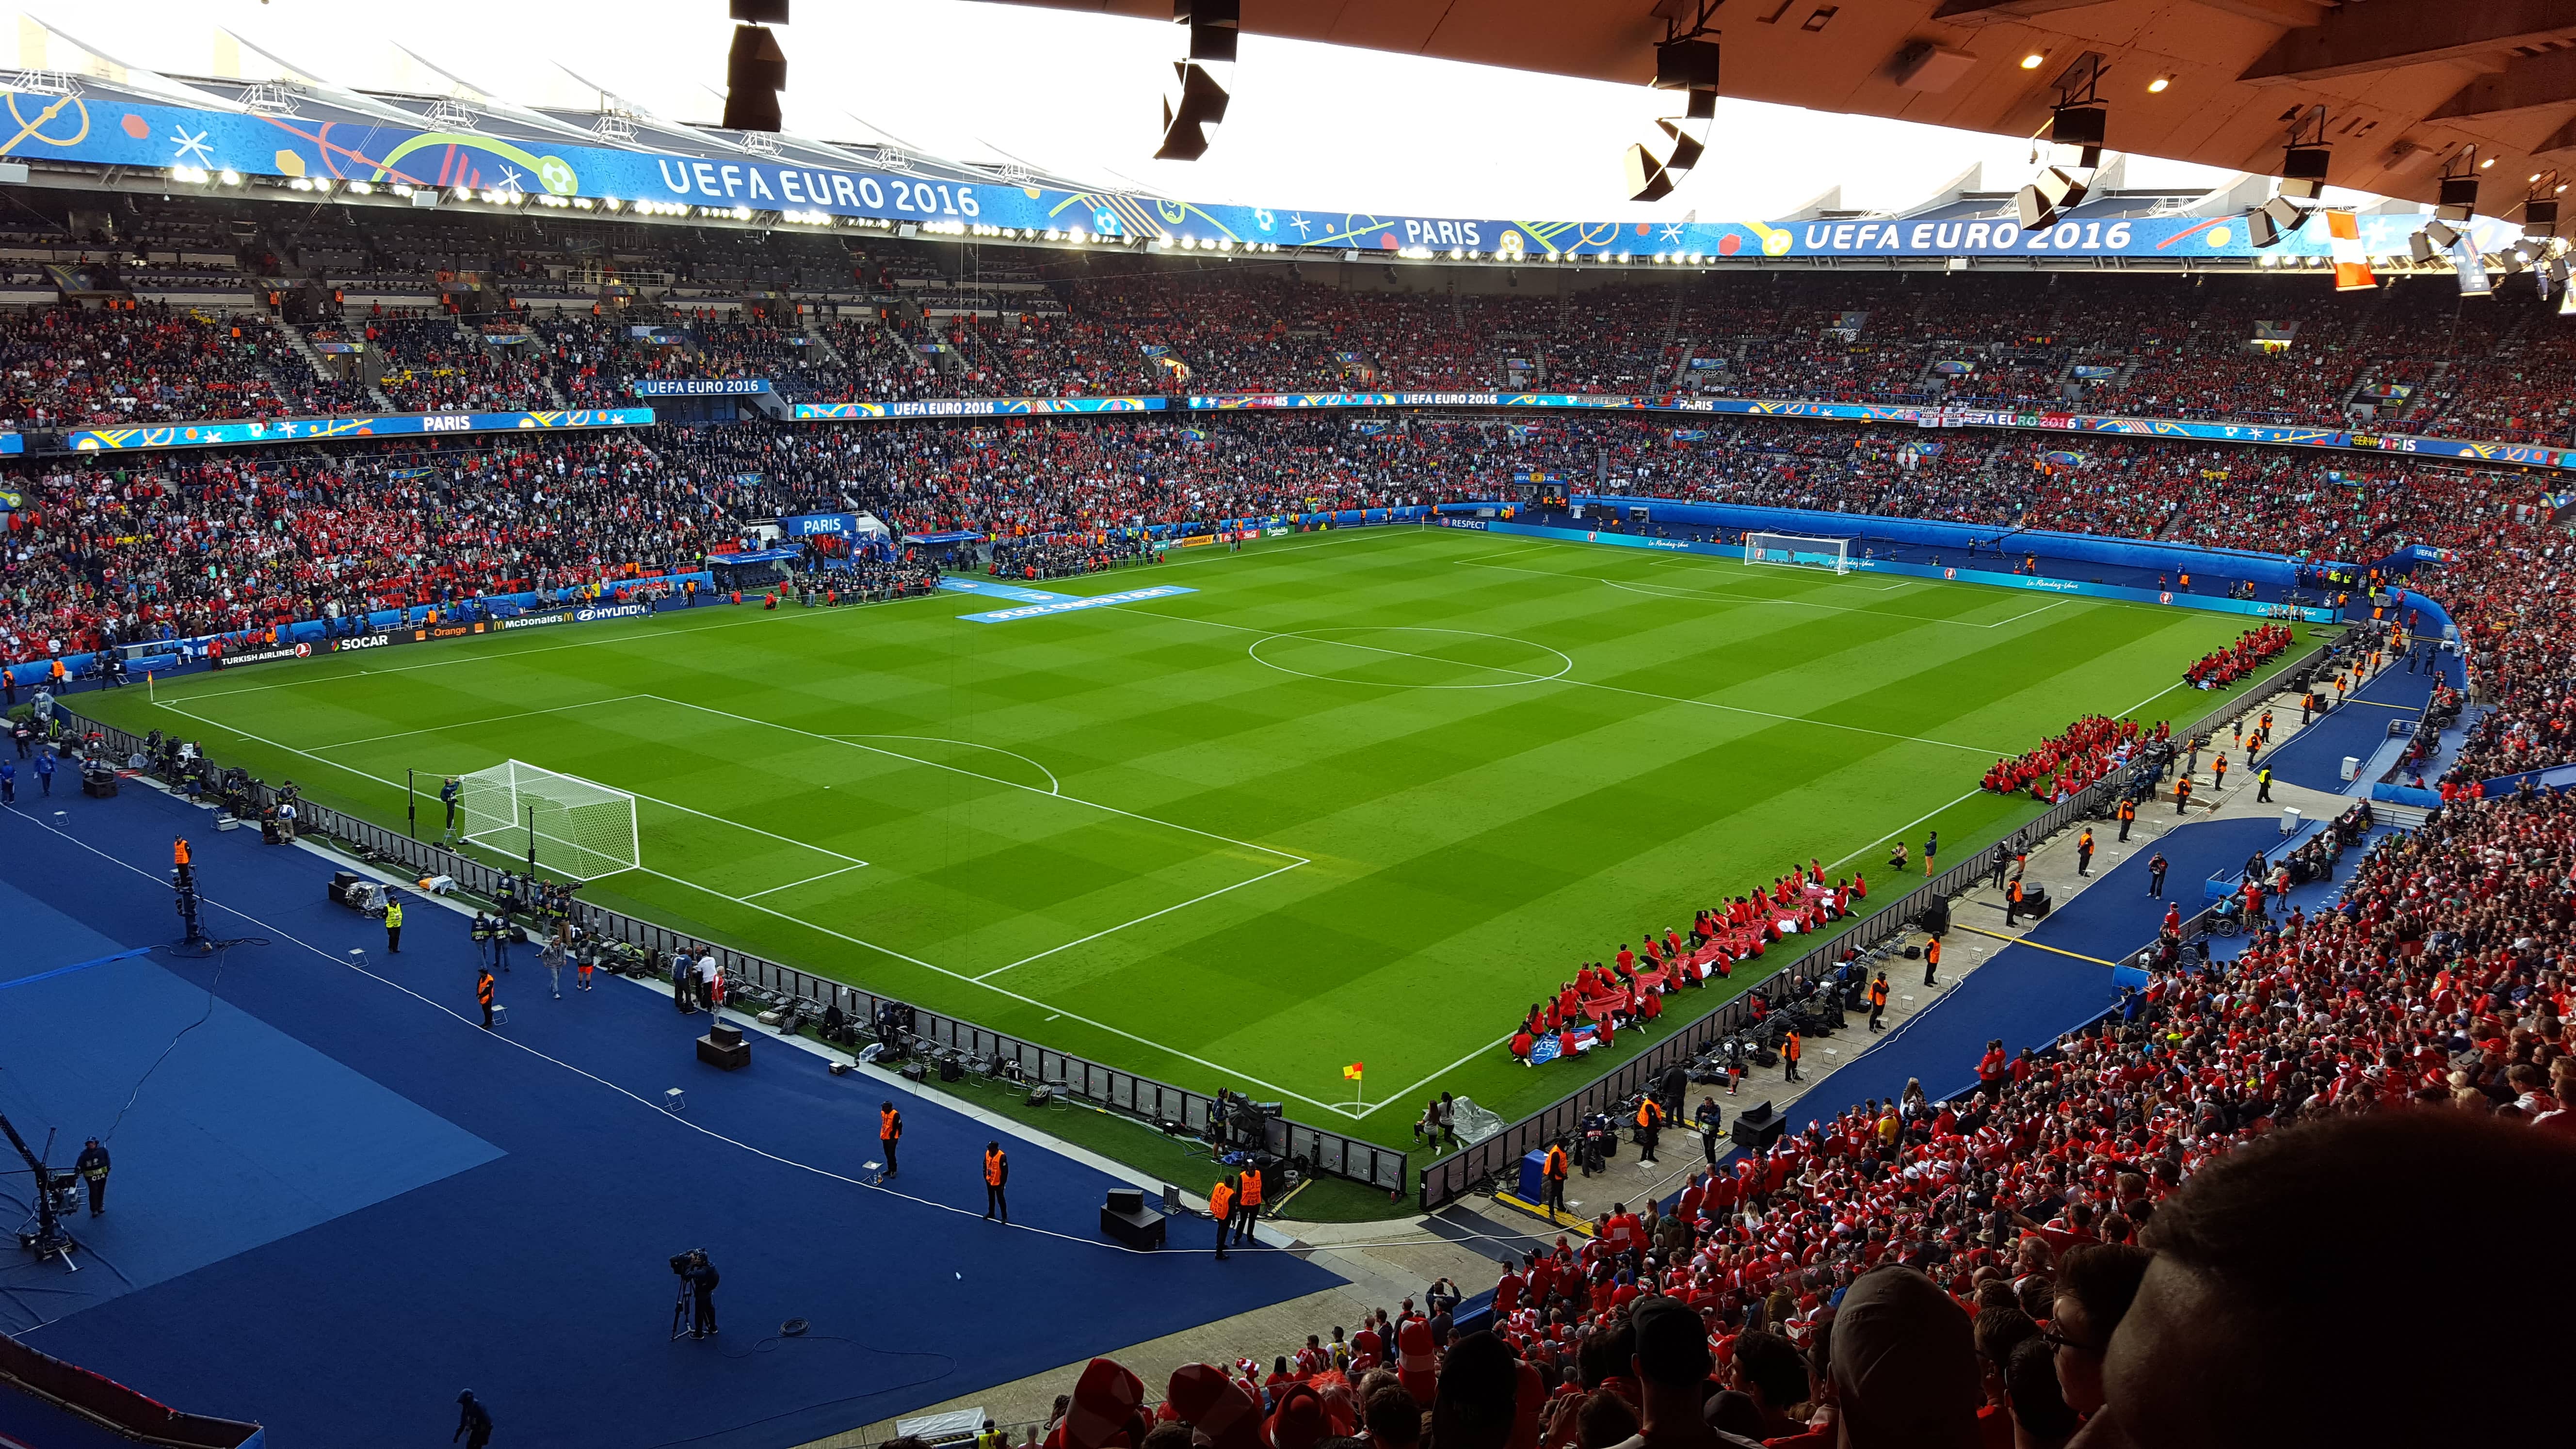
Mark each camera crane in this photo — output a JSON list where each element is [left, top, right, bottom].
[[0, 1110, 78, 1271]]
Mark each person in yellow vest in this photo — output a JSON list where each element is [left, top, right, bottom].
[[1543, 1139, 1569, 1217], [2257, 766, 2273, 803], [1781, 1027, 1803, 1082], [982, 1142, 1009, 1224], [975, 1421, 1002, 1449], [1232, 1162, 1262, 1245], [1634, 1095, 1664, 1167], [879, 1103, 902, 1179], [385, 896, 404, 954], [1208, 1175, 1237, 1260], [1868, 971, 1891, 1031]]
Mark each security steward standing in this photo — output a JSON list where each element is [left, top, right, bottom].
[[1868, 970, 1891, 1031], [385, 895, 404, 955], [1543, 1139, 1570, 1217], [1923, 933, 1943, 986], [1233, 1162, 1262, 1245], [1208, 1175, 1236, 1259], [1781, 1026, 1803, 1082], [471, 911, 496, 970], [982, 1141, 1010, 1224], [2117, 795, 2137, 842], [75, 1137, 109, 1215], [878, 1102, 902, 1179], [2257, 766, 2273, 803], [1633, 1093, 1664, 1167], [475, 966, 496, 1029]]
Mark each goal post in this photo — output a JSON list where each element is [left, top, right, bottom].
[[455, 760, 640, 880], [1744, 531, 1855, 576]]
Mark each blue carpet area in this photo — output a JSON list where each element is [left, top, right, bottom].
[[1787, 815, 2282, 1128], [0, 787, 1331, 1449], [2266, 654, 2458, 793]]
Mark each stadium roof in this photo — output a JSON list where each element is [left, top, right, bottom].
[[994, 0, 2576, 218]]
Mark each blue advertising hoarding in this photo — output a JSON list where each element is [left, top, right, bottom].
[[0, 85, 2525, 263], [64, 407, 654, 452]]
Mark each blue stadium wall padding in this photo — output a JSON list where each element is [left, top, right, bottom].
[[1440, 517, 2340, 625], [1575, 495, 2322, 588]]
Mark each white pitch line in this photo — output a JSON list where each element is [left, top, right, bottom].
[[308, 695, 648, 751], [973, 858, 1311, 981], [634, 867, 1355, 1117], [647, 695, 1303, 863], [152, 589, 953, 705], [154, 700, 868, 869], [826, 732, 1062, 795], [741, 862, 872, 900], [1106, 607, 2012, 756]]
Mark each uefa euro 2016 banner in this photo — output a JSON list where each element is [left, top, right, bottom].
[[0, 85, 2516, 262], [64, 407, 655, 452], [630, 379, 772, 396], [792, 397, 1164, 419]]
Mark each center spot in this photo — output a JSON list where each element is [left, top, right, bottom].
[[1247, 627, 1573, 689]]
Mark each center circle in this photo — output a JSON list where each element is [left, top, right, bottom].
[[1246, 627, 1574, 690]]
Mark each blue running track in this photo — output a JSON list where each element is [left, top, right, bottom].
[[0, 785, 1330, 1449]]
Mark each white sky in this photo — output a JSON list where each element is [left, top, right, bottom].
[[21, 0, 2279, 219]]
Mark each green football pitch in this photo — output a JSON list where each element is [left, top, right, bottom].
[[86, 525, 2295, 1146]]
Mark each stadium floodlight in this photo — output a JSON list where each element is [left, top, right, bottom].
[[1745, 531, 1855, 577], [457, 760, 640, 880]]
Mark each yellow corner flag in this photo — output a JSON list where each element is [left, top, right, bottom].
[[1343, 1063, 1364, 1080]]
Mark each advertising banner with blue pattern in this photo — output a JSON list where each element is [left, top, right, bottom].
[[0, 85, 2525, 262], [65, 407, 655, 452]]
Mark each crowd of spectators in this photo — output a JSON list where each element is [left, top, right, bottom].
[[1158, 782, 2571, 1447]]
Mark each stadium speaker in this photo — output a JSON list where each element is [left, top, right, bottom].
[[1730, 1102, 1785, 1152], [937, 1054, 963, 1083], [1105, 1187, 1144, 1215], [2436, 172, 2480, 224], [2278, 145, 2332, 202], [1918, 897, 1951, 937], [724, 25, 787, 133], [729, 0, 788, 22], [2015, 167, 2089, 231], [2527, 198, 2560, 238], [2248, 194, 2309, 248], [1156, 62, 1232, 161]]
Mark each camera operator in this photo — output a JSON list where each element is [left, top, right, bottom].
[[676, 1249, 720, 1338]]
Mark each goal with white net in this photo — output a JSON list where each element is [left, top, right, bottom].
[[1744, 531, 1855, 576], [455, 760, 640, 880]]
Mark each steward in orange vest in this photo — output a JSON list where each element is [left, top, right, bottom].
[[982, 1143, 1008, 1224]]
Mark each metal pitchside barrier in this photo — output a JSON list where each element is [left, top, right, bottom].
[[1411, 637, 2341, 1212], [58, 711, 1411, 1196]]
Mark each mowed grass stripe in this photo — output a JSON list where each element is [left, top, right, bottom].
[[97, 526, 2289, 1139]]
